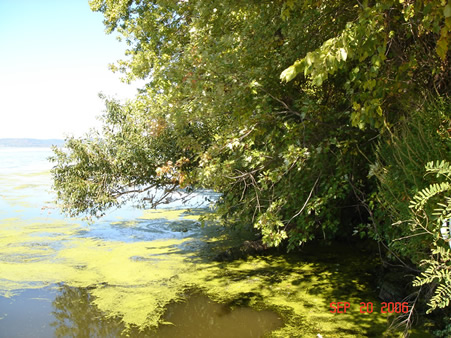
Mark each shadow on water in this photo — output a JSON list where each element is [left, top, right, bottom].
[[154, 292, 282, 338], [48, 284, 282, 338], [198, 242, 392, 337]]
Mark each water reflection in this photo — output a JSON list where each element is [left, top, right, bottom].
[[49, 285, 282, 338], [156, 293, 283, 338], [51, 285, 129, 338]]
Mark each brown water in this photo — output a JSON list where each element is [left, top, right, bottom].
[[0, 286, 282, 337], [156, 293, 282, 338]]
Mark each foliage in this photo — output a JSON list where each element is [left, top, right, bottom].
[[281, 0, 451, 129], [434, 316, 451, 337], [47, 3, 451, 333], [370, 100, 451, 263], [413, 246, 451, 312], [50, 94, 204, 217], [410, 160, 451, 313], [52, 0, 450, 258]]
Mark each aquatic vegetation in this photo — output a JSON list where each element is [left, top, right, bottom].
[[0, 207, 391, 336], [0, 167, 432, 336], [140, 209, 190, 221]]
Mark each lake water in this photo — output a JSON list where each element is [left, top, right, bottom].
[[0, 148, 283, 337], [0, 148, 436, 337]]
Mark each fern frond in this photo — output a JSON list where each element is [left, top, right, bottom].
[[427, 283, 451, 313], [432, 199, 451, 223], [425, 160, 451, 179], [415, 246, 451, 312], [410, 182, 451, 211]]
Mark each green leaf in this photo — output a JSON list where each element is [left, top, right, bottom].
[[280, 65, 297, 82], [444, 4, 451, 18]]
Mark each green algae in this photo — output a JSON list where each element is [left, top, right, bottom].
[[1, 196, 34, 208], [45, 284, 283, 338], [10, 170, 51, 178], [0, 189, 428, 337], [0, 209, 206, 328], [0, 211, 431, 336], [13, 183, 42, 190], [140, 209, 188, 220], [184, 246, 391, 337]]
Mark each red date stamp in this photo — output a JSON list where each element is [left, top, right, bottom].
[[329, 301, 351, 313], [329, 302, 409, 314]]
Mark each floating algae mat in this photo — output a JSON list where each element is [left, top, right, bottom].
[[0, 149, 432, 337], [0, 207, 284, 337]]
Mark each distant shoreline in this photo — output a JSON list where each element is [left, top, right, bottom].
[[0, 138, 64, 148]]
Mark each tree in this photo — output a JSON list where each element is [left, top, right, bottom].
[[52, 0, 449, 250]]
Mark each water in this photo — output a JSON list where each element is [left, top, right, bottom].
[[0, 287, 282, 338], [0, 148, 283, 337]]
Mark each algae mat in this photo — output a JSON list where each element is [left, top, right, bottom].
[[0, 207, 397, 336], [0, 148, 425, 337]]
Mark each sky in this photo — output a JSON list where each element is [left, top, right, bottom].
[[0, 0, 142, 139]]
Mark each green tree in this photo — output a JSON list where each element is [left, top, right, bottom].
[[52, 0, 449, 252]]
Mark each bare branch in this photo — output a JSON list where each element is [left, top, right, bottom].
[[286, 175, 320, 225]]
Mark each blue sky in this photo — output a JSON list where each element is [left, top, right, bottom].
[[0, 0, 141, 139]]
